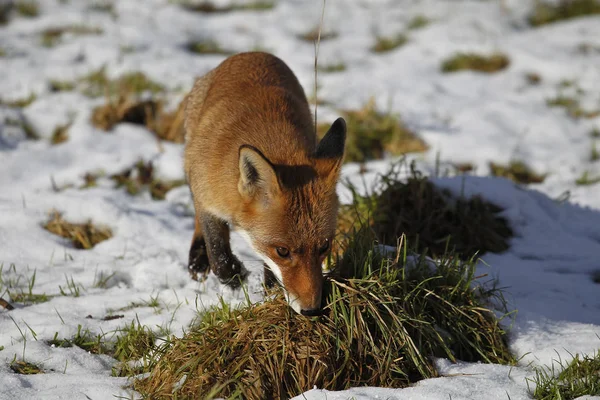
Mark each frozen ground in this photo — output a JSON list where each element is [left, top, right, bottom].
[[1, 0, 600, 399]]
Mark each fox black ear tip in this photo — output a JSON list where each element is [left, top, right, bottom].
[[333, 117, 346, 131]]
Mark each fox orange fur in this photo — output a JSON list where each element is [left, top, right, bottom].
[[183, 52, 346, 315]]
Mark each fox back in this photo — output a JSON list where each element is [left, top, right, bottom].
[[184, 52, 346, 314]]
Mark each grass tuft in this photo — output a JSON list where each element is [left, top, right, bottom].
[[407, 15, 430, 30], [529, 0, 600, 26], [110, 160, 186, 200], [185, 39, 233, 55], [339, 164, 513, 259], [371, 33, 408, 53], [15, 0, 39, 18], [43, 210, 113, 249], [41, 25, 103, 47], [441, 52, 510, 73], [530, 350, 600, 399], [298, 27, 338, 42], [489, 160, 546, 184], [48, 79, 75, 92], [48, 325, 110, 354], [317, 99, 427, 163], [135, 227, 512, 399], [546, 95, 600, 119], [91, 95, 185, 142], [317, 62, 346, 73], [50, 121, 72, 145], [181, 1, 275, 13], [10, 360, 43, 374], [80, 68, 164, 98], [0, 93, 37, 108], [575, 171, 600, 186]]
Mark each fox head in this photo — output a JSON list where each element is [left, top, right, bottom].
[[236, 118, 346, 315]]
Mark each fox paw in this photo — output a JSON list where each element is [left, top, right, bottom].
[[188, 237, 210, 281]]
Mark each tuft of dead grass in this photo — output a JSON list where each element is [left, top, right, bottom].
[[371, 33, 408, 53], [43, 210, 112, 249], [185, 40, 233, 55], [91, 95, 186, 143], [110, 160, 186, 200], [529, 0, 600, 26], [10, 360, 43, 374], [317, 99, 427, 163], [50, 121, 71, 145], [135, 227, 513, 399], [15, 0, 39, 18], [441, 52, 510, 74], [80, 68, 164, 98], [41, 25, 103, 47], [339, 164, 513, 259], [546, 95, 600, 119], [298, 27, 338, 42], [489, 161, 547, 184], [181, 0, 275, 13]]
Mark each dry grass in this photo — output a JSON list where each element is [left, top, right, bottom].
[[317, 62, 347, 73], [91, 95, 186, 143], [317, 99, 427, 163], [50, 121, 71, 145], [10, 360, 43, 374], [110, 160, 186, 200], [339, 164, 513, 259], [489, 161, 547, 184], [371, 33, 408, 53], [181, 1, 275, 13], [185, 40, 233, 55], [135, 226, 513, 399], [0, 93, 36, 108], [43, 211, 112, 249], [15, 0, 39, 18], [441, 52, 510, 73], [299, 27, 338, 42], [546, 95, 600, 119], [41, 25, 103, 47], [529, 0, 600, 26], [80, 68, 165, 98]]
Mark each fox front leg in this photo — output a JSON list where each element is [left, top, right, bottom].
[[188, 215, 210, 281], [200, 211, 248, 287]]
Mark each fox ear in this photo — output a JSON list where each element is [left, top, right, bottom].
[[238, 146, 281, 201], [314, 117, 346, 176]]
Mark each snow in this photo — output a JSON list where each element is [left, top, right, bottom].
[[1, 0, 600, 399]]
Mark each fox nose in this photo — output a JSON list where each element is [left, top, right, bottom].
[[300, 308, 322, 317]]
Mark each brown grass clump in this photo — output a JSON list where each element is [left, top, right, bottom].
[[181, 1, 275, 13], [135, 228, 513, 399], [43, 211, 112, 249], [489, 161, 546, 184], [338, 164, 513, 258], [529, 0, 600, 26], [441, 52, 510, 73], [371, 33, 408, 53], [318, 99, 427, 163], [91, 95, 186, 143], [110, 160, 186, 200]]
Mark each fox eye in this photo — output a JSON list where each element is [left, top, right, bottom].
[[318, 239, 330, 255], [276, 247, 290, 258]]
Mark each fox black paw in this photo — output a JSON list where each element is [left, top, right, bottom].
[[214, 256, 248, 289], [188, 237, 210, 281]]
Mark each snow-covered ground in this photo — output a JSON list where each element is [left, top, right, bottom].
[[1, 0, 600, 399]]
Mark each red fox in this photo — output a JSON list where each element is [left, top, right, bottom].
[[183, 52, 346, 315]]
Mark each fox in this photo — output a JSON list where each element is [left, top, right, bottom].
[[183, 52, 346, 316]]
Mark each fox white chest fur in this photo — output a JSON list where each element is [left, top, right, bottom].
[[183, 52, 346, 315]]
